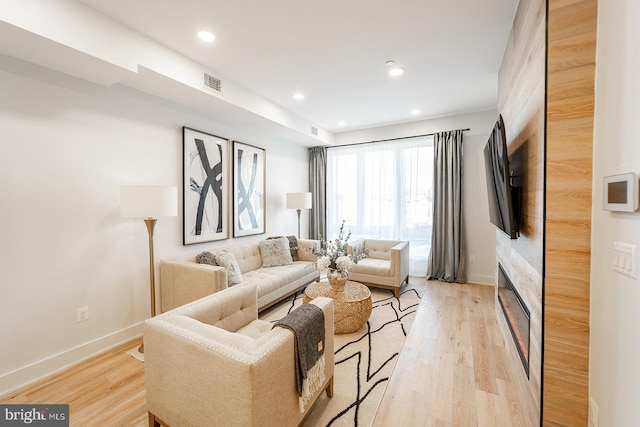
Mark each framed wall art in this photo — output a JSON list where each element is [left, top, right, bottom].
[[182, 127, 229, 245], [233, 141, 266, 237]]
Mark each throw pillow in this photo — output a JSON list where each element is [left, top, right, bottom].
[[267, 235, 299, 261], [286, 235, 299, 261], [214, 249, 243, 286], [195, 251, 217, 266], [259, 236, 294, 268]]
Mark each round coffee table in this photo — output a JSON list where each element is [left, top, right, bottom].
[[303, 280, 372, 334]]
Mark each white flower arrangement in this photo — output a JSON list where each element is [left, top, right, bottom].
[[311, 220, 367, 274]]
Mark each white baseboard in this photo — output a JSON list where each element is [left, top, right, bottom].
[[0, 323, 143, 396], [466, 274, 495, 286]]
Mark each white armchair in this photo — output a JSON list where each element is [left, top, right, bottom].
[[144, 283, 334, 427], [348, 239, 410, 298]]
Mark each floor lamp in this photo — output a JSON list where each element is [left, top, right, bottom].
[[121, 185, 177, 353], [286, 192, 312, 238]]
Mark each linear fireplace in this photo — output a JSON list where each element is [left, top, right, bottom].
[[497, 263, 530, 376]]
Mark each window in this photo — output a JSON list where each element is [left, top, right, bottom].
[[327, 137, 433, 275]]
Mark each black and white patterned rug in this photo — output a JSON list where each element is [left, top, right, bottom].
[[260, 280, 424, 427]]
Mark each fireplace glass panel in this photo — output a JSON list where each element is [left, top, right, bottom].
[[497, 263, 530, 376]]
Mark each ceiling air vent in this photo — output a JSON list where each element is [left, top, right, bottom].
[[203, 73, 222, 92], [311, 126, 318, 136]]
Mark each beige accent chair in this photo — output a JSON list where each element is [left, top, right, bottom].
[[144, 283, 334, 427], [348, 239, 410, 298]]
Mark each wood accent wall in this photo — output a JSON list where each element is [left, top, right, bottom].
[[544, 0, 597, 425], [497, 0, 546, 425], [497, 0, 597, 425]]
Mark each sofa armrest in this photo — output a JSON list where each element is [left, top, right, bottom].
[[296, 239, 320, 262], [390, 241, 410, 282], [159, 259, 227, 313], [347, 238, 365, 252]]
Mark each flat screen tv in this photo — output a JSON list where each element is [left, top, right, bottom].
[[483, 115, 519, 239]]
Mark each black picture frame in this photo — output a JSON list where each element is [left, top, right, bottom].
[[232, 141, 266, 237], [182, 127, 229, 245]]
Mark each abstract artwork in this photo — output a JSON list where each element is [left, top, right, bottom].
[[182, 127, 229, 245], [233, 141, 265, 237]]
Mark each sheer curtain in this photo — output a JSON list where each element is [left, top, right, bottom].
[[326, 137, 433, 276]]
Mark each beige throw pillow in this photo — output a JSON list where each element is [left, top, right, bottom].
[[214, 249, 243, 286], [267, 235, 299, 261], [259, 236, 294, 268]]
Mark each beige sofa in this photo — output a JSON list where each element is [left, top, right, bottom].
[[144, 283, 335, 427], [348, 239, 410, 298], [159, 238, 320, 313]]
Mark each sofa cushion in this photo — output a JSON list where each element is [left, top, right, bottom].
[[350, 258, 391, 277], [195, 251, 217, 266], [243, 262, 316, 299], [215, 249, 243, 285], [236, 318, 273, 339], [363, 239, 398, 260], [228, 244, 263, 273], [259, 236, 294, 267]]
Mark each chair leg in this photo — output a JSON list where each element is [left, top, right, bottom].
[[148, 412, 161, 427], [326, 376, 334, 398]]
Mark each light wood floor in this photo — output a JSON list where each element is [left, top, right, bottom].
[[373, 279, 530, 426], [0, 279, 529, 426]]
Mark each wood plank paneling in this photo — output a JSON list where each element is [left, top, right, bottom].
[[544, 0, 597, 425], [496, 0, 546, 424], [497, 0, 596, 425]]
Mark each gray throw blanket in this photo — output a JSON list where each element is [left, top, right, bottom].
[[273, 304, 325, 398]]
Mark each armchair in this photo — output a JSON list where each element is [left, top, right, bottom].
[[348, 239, 410, 298], [144, 283, 334, 427]]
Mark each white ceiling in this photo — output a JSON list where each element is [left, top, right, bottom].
[[78, 0, 518, 133]]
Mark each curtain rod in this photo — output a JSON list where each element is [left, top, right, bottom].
[[329, 127, 470, 149]]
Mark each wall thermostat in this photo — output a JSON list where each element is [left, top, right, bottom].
[[603, 172, 638, 212]]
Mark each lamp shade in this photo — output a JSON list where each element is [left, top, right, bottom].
[[120, 185, 178, 218], [286, 192, 312, 210]]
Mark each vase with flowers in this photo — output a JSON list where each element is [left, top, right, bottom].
[[311, 220, 368, 291]]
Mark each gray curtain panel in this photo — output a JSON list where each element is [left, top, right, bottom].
[[309, 146, 327, 240], [427, 129, 466, 283]]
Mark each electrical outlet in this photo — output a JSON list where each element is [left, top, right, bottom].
[[470, 255, 476, 263], [589, 396, 599, 427], [76, 307, 89, 323]]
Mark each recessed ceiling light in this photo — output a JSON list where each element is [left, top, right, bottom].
[[338, 121, 346, 126], [293, 92, 305, 100], [389, 67, 405, 77], [197, 30, 215, 42], [411, 109, 421, 115], [386, 60, 395, 66]]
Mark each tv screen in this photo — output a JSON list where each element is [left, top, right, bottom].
[[484, 115, 518, 239]]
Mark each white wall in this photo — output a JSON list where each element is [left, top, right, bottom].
[[0, 55, 309, 394], [591, 1, 640, 425], [334, 110, 498, 285]]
